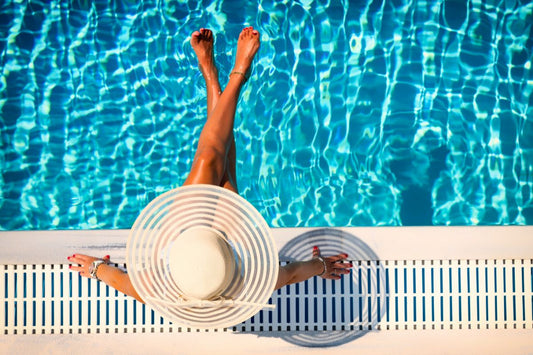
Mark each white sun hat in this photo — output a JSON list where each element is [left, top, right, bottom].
[[127, 184, 279, 329]]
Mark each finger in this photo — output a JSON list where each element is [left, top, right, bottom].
[[334, 268, 351, 275], [69, 265, 84, 272], [76, 270, 91, 278], [68, 254, 88, 263], [333, 261, 353, 269], [312, 246, 320, 258], [67, 255, 79, 263], [68, 256, 84, 265], [103, 255, 110, 263], [70, 265, 91, 278], [328, 253, 349, 262]]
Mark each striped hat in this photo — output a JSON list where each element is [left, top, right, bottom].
[[127, 185, 278, 329]]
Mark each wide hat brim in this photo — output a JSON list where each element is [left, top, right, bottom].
[[127, 184, 279, 329]]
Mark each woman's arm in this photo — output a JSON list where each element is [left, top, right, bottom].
[[68, 254, 144, 303], [274, 246, 353, 290], [71, 247, 351, 298]]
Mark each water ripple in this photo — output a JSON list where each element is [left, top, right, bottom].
[[0, 0, 532, 229]]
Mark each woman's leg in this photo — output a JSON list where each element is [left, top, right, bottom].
[[190, 28, 222, 115], [189, 28, 238, 193], [184, 27, 260, 191], [221, 139, 238, 192]]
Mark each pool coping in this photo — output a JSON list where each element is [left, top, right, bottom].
[[1, 225, 532, 264]]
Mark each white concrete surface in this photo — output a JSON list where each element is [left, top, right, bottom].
[[1, 328, 533, 355], [2, 226, 533, 264], [1, 226, 532, 353]]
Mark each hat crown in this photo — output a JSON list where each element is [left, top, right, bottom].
[[168, 227, 235, 300]]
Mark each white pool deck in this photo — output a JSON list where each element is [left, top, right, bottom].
[[1, 226, 533, 354]]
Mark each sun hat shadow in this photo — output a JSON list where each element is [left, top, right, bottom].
[[236, 228, 389, 348]]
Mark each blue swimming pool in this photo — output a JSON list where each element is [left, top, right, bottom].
[[0, 0, 532, 230]]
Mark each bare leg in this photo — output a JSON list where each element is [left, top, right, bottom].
[[184, 27, 260, 191], [221, 139, 237, 192], [188, 28, 239, 192], [190, 28, 222, 114], [191, 28, 239, 192]]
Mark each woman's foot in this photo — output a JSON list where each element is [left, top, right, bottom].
[[231, 27, 260, 82], [191, 28, 218, 83]]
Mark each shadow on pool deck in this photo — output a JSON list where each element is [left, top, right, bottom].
[[236, 228, 388, 348]]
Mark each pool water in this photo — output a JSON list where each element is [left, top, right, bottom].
[[0, 0, 532, 230]]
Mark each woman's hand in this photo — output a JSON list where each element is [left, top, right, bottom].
[[67, 253, 143, 302], [312, 246, 353, 280], [68, 254, 110, 278]]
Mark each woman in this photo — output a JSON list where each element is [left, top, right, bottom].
[[68, 27, 352, 303]]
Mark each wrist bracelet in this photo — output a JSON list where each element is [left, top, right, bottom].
[[89, 260, 106, 281], [316, 256, 327, 276]]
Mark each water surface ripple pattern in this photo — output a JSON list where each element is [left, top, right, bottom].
[[0, 0, 532, 229]]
